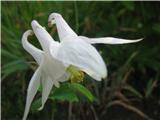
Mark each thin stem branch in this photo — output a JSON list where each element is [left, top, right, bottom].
[[90, 105, 99, 120], [68, 102, 73, 120], [74, 1, 79, 33], [107, 100, 153, 120]]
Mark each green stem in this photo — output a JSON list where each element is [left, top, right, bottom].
[[74, 1, 79, 33]]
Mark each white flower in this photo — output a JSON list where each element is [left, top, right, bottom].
[[22, 21, 69, 120], [48, 13, 142, 80], [22, 13, 142, 120]]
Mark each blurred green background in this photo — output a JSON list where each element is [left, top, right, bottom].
[[1, 1, 160, 120]]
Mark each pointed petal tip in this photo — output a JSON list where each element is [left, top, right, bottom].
[[38, 105, 44, 111], [134, 38, 143, 42], [123, 38, 143, 43], [55, 83, 60, 88], [123, 38, 143, 44]]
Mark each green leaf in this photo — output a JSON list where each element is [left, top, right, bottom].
[[50, 84, 79, 102], [2, 60, 28, 78], [1, 49, 19, 60], [152, 24, 160, 33], [122, 1, 135, 11], [124, 51, 138, 67], [49, 83, 95, 102], [145, 79, 156, 98], [124, 85, 143, 98], [70, 83, 95, 102]]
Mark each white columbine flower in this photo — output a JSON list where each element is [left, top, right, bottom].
[[22, 13, 142, 120], [22, 21, 69, 120], [48, 13, 142, 80]]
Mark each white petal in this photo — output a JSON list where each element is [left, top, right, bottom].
[[38, 75, 54, 110], [79, 36, 142, 44], [38, 72, 68, 110], [43, 55, 67, 83], [22, 30, 44, 64], [22, 66, 42, 120], [31, 20, 57, 53], [49, 41, 61, 58], [48, 13, 77, 41], [57, 72, 70, 82], [53, 36, 107, 81]]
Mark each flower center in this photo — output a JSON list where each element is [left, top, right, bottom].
[[66, 65, 84, 83]]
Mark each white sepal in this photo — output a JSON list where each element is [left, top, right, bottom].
[[21, 30, 43, 64], [79, 36, 142, 44], [38, 73, 54, 111], [31, 20, 56, 53], [39, 72, 69, 110], [52, 36, 107, 81], [22, 66, 42, 120], [48, 13, 77, 41]]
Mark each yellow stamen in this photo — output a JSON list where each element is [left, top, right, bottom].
[[66, 65, 84, 83]]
